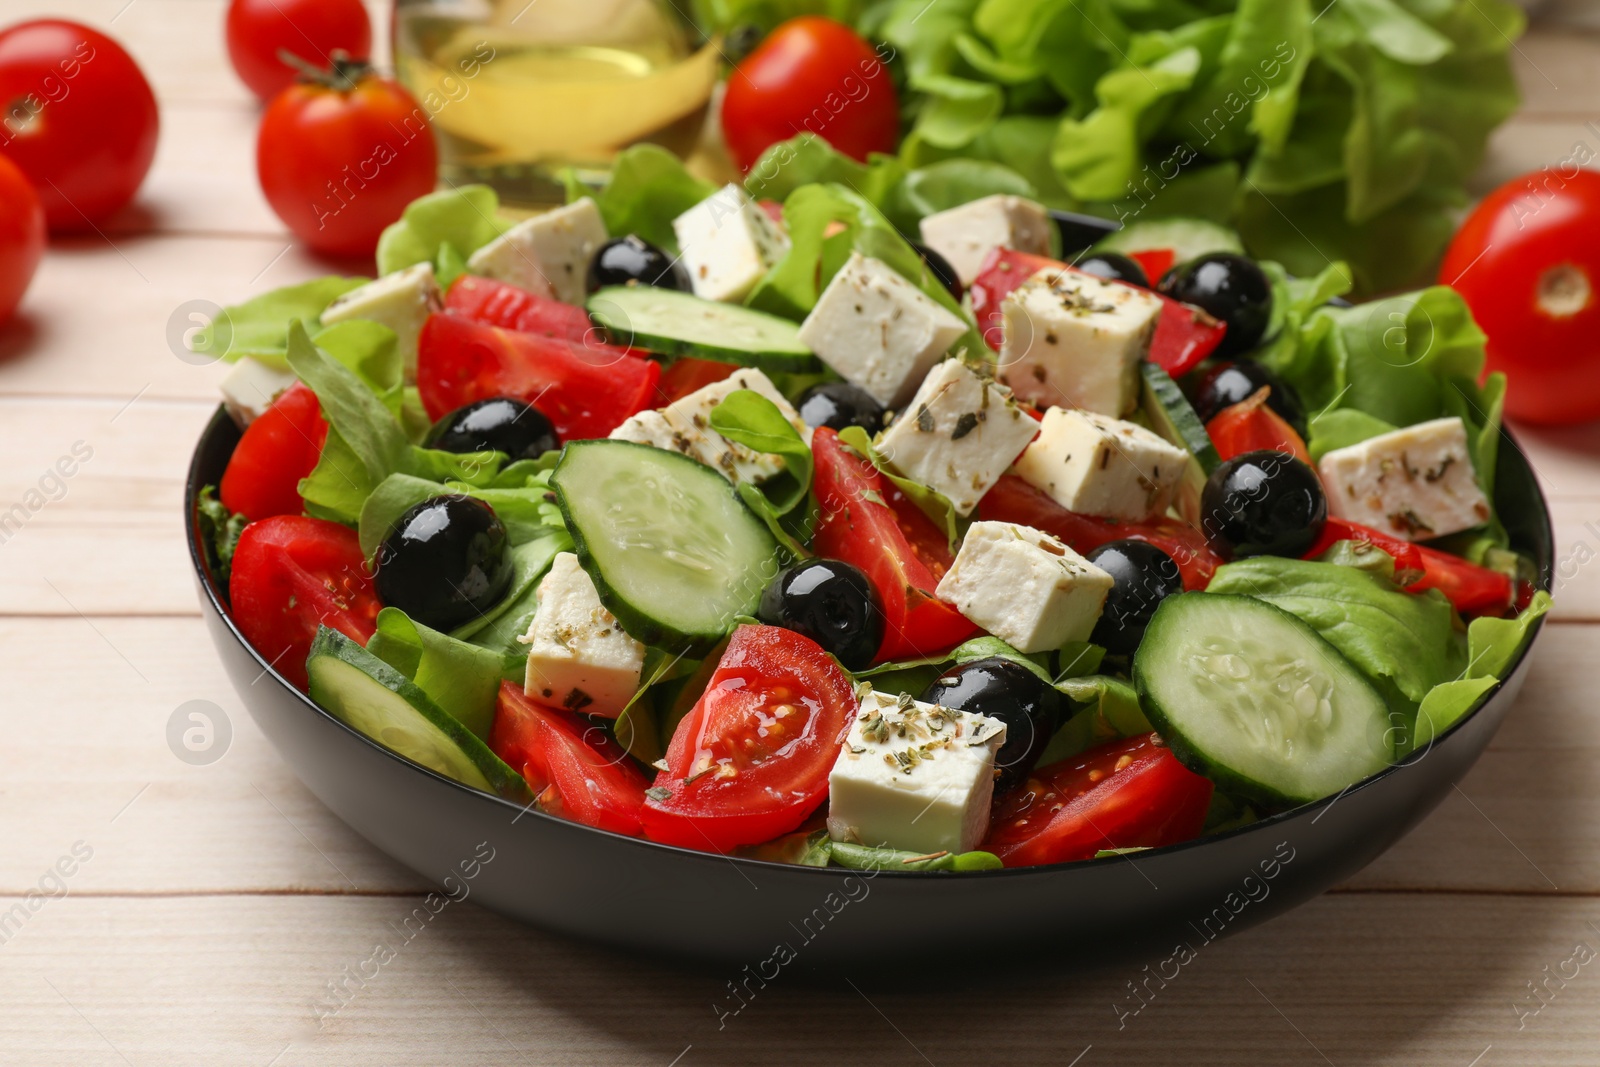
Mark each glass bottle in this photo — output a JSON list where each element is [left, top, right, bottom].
[[392, 0, 722, 208]]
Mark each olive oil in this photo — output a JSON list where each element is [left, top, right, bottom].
[[394, 0, 721, 206]]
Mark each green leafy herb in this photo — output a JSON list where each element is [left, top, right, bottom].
[[195, 485, 247, 588], [564, 144, 715, 255], [709, 389, 814, 514]]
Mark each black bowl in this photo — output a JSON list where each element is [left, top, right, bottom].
[[187, 407, 1552, 971]]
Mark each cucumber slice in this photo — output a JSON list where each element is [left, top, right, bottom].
[[587, 287, 820, 373], [551, 440, 780, 649], [306, 627, 531, 801], [1133, 594, 1393, 807], [1096, 218, 1244, 266], [1140, 361, 1218, 524]]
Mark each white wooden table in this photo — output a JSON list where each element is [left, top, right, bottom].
[[2, 3, 1598, 1063]]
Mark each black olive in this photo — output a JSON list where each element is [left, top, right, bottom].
[[1200, 450, 1327, 561], [1192, 361, 1307, 437], [910, 241, 963, 301], [425, 397, 560, 462], [1159, 253, 1274, 357], [797, 382, 886, 435], [586, 235, 689, 294], [921, 658, 1062, 795], [757, 560, 884, 670], [1086, 541, 1184, 656], [375, 495, 514, 631], [1074, 251, 1149, 289]]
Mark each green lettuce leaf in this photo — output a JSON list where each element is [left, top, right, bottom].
[[189, 277, 368, 367], [568, 144, 714, 255], [1409, 590, 1551, 752], [828, 840, 1003, 872], [837, 424, 964, 551], [709, 389, 814, 514], [367, 607, 509, 740], [376, 185, 511, 277], [196, 485, 247, 587]]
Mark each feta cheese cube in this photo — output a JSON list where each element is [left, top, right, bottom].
[[520, 552, 645, 717], [827, 689, 1008, 856], [936, 520, 1113, 653], [606, 368, 811, 487], [796, 252, 970, 408], [1011, 408, 1191, 522], [918, 194, 1053, 286], [996, 268, 1162, 416], [673, 184, 791, 304], [1318, 417, 1491, 540], [876, 360, 1039, 516], [219, 355, 297, 426], [466, 197, 609, 306], [319, 262, 442, 375]]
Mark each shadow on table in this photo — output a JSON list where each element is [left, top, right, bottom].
[[0, 311, 43, 368]]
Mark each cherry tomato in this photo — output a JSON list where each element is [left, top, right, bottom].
[[655, 357, 738, 405], [1205, 387, 1311, 464], [229, 515, 380, 690], [1441, 169, 1600, 425], [0, 154, 44, 323], [491, 682, 650, 836], [970, 250, 1227, 378], [417, 311, 660, 440], [983, 733, 1213, 867], [979, 475, 1223, 591], [256, 60, 438, 258], [225, 0, 372, 101], [811, 429, 979, 661], [721, 17, 899, 173], [219, 382, 328, 521], [640, 625, 856, 852], [0, 20, 159, 231], [445, 275, 595, 345]]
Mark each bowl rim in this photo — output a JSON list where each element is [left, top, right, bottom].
[[186, 404, 1554, 880]]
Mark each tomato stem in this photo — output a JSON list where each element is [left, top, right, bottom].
[[276, 48, 371, 93]]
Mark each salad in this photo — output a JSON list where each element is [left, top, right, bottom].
[[193, 140, 1548, 873]]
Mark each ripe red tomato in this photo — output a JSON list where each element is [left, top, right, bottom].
[[721, 17, 899, 173], [1205, 390, 1310, 464], [983, 733, 1213, 867], [417, 311, 660, 440], [225, 0, 372, 101], [444, 275, 597, 344], [0, 20, 159, 231], [0, 154, 44, 323], [256, 63, 438, 257], [811, 429, 979, 661], [220, 382, 328, 521], [1441, 168, 1600, 425], [229, 515, 380, 690], [491, 683, 650, 836], [640, 625, 856, 852], [655, 357, 738, 405], [979, 475, 1222, 591]]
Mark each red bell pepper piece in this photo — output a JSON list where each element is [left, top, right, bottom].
[[969, 249, 1228, 378], [1206, 388, 1311, 464], [978, 474, 1222, 591], [1126, 248, 1176, 285], [1303, 517, 1515, 617]]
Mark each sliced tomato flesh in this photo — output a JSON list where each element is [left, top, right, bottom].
[[220, 381, 328, 521], [969, 249, 1227, 378], [983, 733, 1213, 868], [416, 310, 660, 440], [979, 474, 1221, 591], [1205, 388, 1311, 464], [1412, 545, 1515, 618], [445, 274, 595, 342], [490, 682, 650, 836], [655, 356, 739, 405], [1127, 248, 1176, 284], [228, 515, 379, 690], [811, 428, 978, 661], [640, 624, 857, 852]]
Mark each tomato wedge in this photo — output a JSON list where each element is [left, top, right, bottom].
[[983, 733, 1213, 867], [655, 357, 738, 405], [444, 275, 632, 356], [979, 474, 1222, 590], [1205, 387, 1311, 464], [416, 311, 659, 440], [229, 515, 380, 690], [969, 249, 1228, 378], [640, 625, 856, 852], [1126, 248, 1176, 285], [1412, 545, 1515, 618], [219, 382, 327, 522], [811, 429, 978, 661], [490, 682, 650, 836]]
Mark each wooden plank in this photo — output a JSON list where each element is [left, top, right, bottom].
[[0, 891, 1596, 1065], [0, 615, 1589, 896]]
